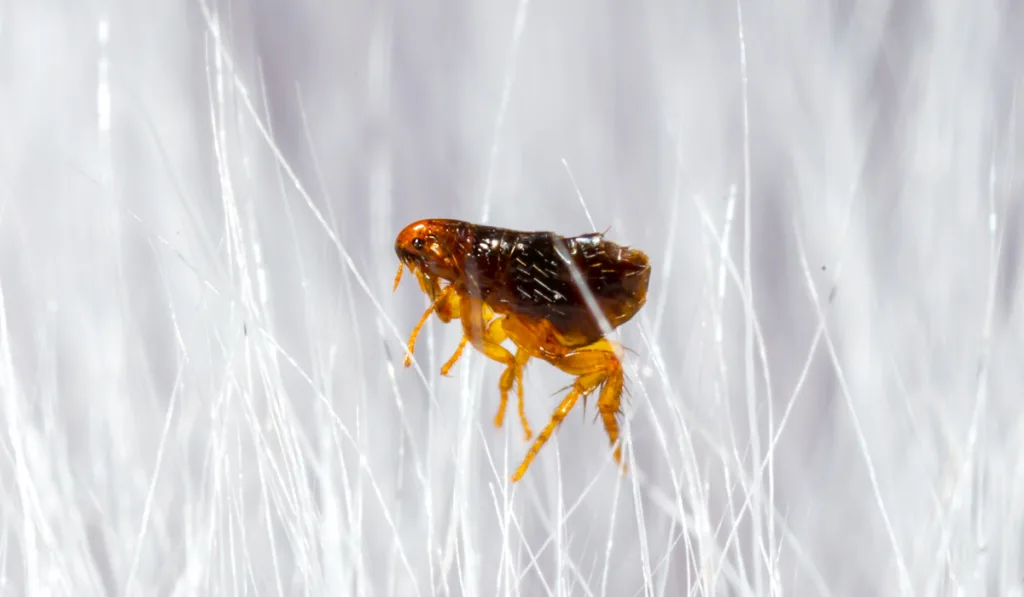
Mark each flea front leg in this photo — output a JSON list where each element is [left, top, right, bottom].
[[402, 285, 457, 367]]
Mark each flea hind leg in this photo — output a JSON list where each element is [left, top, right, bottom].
[[512, 339, 625, 482]]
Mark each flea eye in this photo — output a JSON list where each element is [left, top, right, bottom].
[[412, 237, 425, 250]]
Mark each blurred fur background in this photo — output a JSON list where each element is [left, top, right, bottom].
[[1, 0, 1022, 595]]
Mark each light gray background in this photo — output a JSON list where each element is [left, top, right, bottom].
[[1, 0, 1022, 595]]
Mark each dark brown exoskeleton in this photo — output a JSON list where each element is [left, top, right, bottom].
[[393, 219, 651, 481]]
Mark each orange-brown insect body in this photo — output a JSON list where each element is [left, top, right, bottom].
[[394, 218, 651, 482]]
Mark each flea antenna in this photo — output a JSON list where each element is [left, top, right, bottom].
[[393, 261, 404, 292]]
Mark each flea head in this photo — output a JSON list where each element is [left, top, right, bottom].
[[394, 219, 461, 288]]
